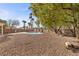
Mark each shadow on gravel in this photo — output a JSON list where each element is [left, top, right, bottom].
[[66, 45, 79, 53], [73, 41, 79, 43]]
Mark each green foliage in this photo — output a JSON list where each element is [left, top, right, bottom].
[[30, 3, 79, 32], [35, 20, 40, 28], [0, 19, 7, 26]]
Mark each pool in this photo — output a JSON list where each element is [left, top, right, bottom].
[[9, 32, 43, 35], [24, 32, 43, 35]]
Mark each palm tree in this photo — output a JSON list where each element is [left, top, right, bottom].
[[22, 20, 26, 30], [29, 13, 34, 28], [35, 20, 40, 28], [35, 20, 40, 32], [28, 22, 32, 28], [30, 18, 34, 28], [29, 13, 32, 19]]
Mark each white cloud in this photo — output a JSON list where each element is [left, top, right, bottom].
[[0, 8, 34, 28], [0, 9, 9, 20]]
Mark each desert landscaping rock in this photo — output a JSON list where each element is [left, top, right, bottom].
[[0, 32, 78, 56]]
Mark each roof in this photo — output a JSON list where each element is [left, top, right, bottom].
[[0, 19, 6, 23], [0, 19, 6, 26]]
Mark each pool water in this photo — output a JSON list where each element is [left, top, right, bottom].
[[25, 32, 43, 35], [9, 32, 43, 35]]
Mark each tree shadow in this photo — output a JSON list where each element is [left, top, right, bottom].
[[73, 41, 79, 43], [66, 45, 79, 53]]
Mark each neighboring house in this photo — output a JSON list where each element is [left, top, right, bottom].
[[0, 19, 6, 35]]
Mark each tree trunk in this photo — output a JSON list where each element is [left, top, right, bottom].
[[73, 26, 79, 38], [73, 19, 78, 38]]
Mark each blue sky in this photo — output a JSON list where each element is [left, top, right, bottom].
[[0, 3, 33, 27]]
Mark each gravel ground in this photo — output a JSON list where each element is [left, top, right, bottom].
[[0, 32, 79, 56]]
